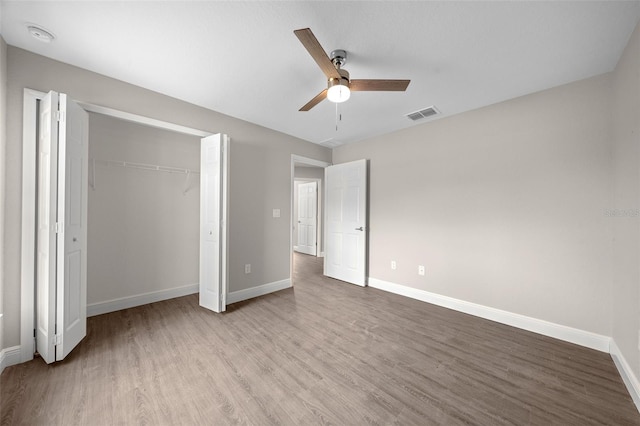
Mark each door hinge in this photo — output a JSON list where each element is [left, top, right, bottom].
[[53, 334, 62, 346], [55, 222, 63, 234], [56, 110, 65, 123]]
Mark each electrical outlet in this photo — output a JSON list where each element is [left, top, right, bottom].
[[245, 264, 251, 274], [391, 260, 397, 270], [418, 265, 425, 276]]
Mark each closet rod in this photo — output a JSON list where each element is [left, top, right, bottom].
[[90, 158, 200, 194], [91, 158, 200, 175]]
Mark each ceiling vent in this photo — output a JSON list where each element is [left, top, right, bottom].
[[406, 106, 439, 121]]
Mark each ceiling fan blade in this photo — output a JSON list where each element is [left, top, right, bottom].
[[299, 89, 328, 111], [294, 28, 340, 80], [350, 79, 411, 92]]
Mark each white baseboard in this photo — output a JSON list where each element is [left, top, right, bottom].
[[87, 283, 199, 317], [1, 346, 22, 374], [227, 279, 291, 305], [293, 245, 300, 251], [368, 277, 611, 353], [610, 340, 640, 412], [319, 251, 325, 258]]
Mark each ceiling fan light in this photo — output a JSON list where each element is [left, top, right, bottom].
[[327, 83, 351, 103]]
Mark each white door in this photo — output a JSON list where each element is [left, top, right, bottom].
[[36, 91, 88, 363], [199, 134, 229, 313], [296, 181, 317, 256], [324, 159, 368, 286], [56, 94, 89, 360], [36, 91, 59, 363]]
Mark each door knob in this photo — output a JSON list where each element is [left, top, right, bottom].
[[355, 227, 364, 231]]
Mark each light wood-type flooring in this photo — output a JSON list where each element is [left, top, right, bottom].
[[2, 253, 639, 425]]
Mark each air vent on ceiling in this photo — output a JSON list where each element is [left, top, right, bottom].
[[406, 106, 439, 121]]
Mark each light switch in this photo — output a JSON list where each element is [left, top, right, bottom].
[[273, 209, 280, 218]]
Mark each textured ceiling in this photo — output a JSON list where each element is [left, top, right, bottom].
[[2, 1, 639, 146]]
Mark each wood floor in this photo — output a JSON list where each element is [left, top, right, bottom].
[[2, 253, 639, 425]]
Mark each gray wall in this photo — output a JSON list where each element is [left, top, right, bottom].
[[0, 36, 7, 353], [88, 113, 200, 306], [294, 166, 325, 180], [611, 23, 640, 380], [333, 20, 640, 379], [334, 73, 614, 336], [3, 46, 331, 349]]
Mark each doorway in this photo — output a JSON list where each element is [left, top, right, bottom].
[[289, 155, 369, 287], [290, 155, 330, 284]]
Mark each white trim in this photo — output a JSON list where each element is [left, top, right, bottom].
[[77, 102, 210, 137], [292, 155, 331, 168], [368, 277, 611, 353], [319, 251, 325, 258], [611, 340, 640, 412], [1, 346, 22, 374], [87, 284, 199, 317], [227, 279, 291, 305], [221, 136, 230, 309], [20, 88, 44, 362]]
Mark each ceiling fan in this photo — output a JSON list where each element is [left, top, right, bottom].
[[294, 28, 411, 111]]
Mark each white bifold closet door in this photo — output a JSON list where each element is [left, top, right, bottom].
[[324, 159, 368, 286], [37, 91, 88, 363], [199, 134, 229, 313]]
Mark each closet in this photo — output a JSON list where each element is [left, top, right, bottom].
[[23, 90, 228, 364], [87, 113, 201, 312]]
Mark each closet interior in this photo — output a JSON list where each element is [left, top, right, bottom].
[[87, 112, 201, 313]]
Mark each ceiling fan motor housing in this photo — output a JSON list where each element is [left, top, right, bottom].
[[329, 68, 350, 90]]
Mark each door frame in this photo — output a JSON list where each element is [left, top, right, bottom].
[[290, 155, 331, 283], [20, 88, 213, 362]]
